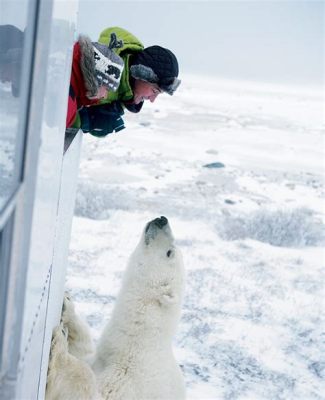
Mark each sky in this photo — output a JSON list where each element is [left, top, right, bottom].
[[77, 0, 324, 88]]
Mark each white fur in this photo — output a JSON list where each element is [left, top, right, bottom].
[[46, 323, 99, 400], [46, 218, 186, 400]]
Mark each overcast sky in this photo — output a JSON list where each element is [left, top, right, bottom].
[[77, 0, 324, 88]]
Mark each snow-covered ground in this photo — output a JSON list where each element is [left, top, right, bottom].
[[66, 75, 324, 399]]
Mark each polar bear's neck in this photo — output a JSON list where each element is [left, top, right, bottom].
[[94, 287, 182, 371], [106, 292, 180, 343], [93, 301, 180, 374]]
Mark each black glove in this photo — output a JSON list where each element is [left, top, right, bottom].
[[79, 101, 125, 137]]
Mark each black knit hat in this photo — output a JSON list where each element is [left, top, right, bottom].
[[130, 45, 181, 95]]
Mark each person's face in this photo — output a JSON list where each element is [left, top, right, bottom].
[[132, 80, 162, 104]]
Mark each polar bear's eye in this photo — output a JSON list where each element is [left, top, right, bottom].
[[166, 250, 173, 258]]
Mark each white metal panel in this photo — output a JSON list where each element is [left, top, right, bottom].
[[38, 130, 83, 398], [16, 0, 79, 398], [20, 2, 78, 352]]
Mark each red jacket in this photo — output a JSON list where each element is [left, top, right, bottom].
[[66, 42, 100, 128]]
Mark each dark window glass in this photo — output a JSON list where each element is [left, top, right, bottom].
[[0, 2, 30, 212]]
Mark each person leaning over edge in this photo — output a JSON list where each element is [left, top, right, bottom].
[[66, 30, 124, 130], [66, 26, 181, 137]]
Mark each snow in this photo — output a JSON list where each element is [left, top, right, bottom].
[[66, 75, 324, 399]]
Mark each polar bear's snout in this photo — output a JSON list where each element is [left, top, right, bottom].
[[144, 216, 172, 245], [146, 216, 168, 232]]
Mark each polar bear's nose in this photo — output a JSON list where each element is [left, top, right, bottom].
[[153, 216, 168, 229], [144, 216, 171, 244]]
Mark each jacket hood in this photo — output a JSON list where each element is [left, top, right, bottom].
[[98, 27, 144, 55], [96, 28, 145, 105], [78, 34, 99, 98]]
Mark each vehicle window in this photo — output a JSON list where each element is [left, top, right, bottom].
[[0, 2, 30, 211]]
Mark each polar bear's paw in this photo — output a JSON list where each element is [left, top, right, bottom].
[[50, 323, 69, 356], [60, 292, 94, 360], [61, 291, 76, 326], [46, 324, 68, 400], [46, 323, 99, 400]]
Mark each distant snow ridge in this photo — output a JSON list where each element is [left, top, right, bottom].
[[219, 207, 324, 247], [74, 181, 132, 219]]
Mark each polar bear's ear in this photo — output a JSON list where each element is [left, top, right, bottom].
[[159, 292, 179, 307]]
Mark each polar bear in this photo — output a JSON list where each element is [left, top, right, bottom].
[[46, 216, 186, 400]]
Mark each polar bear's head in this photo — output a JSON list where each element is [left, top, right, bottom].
[[125, 216, 184, 309]]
